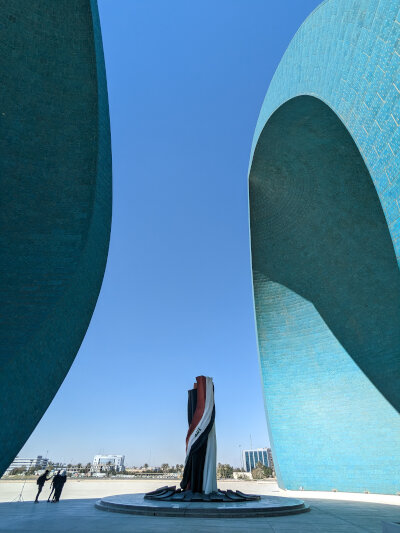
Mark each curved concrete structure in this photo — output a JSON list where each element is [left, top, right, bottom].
[[0, 1, 111, 476], [249, 0, 400, 494]]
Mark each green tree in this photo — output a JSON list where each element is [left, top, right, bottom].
[[175, 464, 184, 473], [106, 464, 116, 477], [217, 463, 233, 479], [10, 467, 26, 475], [251, 462, 273, 480]]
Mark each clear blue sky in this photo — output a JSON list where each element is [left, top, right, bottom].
[[21, 0, 321, 468]]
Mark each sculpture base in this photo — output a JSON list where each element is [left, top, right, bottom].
[[145, 485, 260, 502], [95, 492, 310, 518]]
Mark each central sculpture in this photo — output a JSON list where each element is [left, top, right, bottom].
[[98, 384, 309, 515], [181, 375, 217, 494], [96, 376, 307, 516], [145, 376, 260, 502]]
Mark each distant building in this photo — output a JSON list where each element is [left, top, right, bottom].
[[242, 448, 270, 472], [5, 455, 48, 474], [92, 454, 125, 473], [51, 462, 67, 471]]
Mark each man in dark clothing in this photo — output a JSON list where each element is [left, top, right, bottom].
[[48, 470, 60, 502], [34, 470, 50, 502], [53, 470, 67, 502]]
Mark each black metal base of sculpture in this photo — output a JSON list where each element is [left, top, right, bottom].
[[145, 485, 261, 502]]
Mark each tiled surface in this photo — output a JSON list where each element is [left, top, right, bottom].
[[249, 0, 400, 494], [0, 480, 398, 532], [0, 1, 111, 477]]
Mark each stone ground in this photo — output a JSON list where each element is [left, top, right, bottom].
[[0, 479, 399, 532]]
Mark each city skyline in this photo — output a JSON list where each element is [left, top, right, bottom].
[[16, 439, 270, 470], [8, 447, 271, 470]]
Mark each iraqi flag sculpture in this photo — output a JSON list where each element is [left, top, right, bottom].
[[180, 375, 217, 494], [144, 376, 260, 501]]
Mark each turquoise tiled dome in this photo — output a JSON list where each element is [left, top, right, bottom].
[[249, 0, 400, 494]]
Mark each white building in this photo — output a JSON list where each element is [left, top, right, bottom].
[[242, 448, 270, 472], [92, 454, 125, 473], [5, 455, 48, 474]]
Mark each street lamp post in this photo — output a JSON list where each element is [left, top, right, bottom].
[[239, 445, 243, 471]]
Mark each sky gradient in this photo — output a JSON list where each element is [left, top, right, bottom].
[[20, 0, 321, 468]]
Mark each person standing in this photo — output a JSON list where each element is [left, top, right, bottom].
[[34, 470, 50, 503], [53, 470, 67, 502], [48, 470, 60, 502]]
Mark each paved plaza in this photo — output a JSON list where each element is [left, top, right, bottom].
[[0, 479, 398, 532]]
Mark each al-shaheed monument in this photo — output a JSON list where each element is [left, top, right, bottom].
[[0, 1, 111, 478], [0, 0, 399, 508], [249, 0, 400, 496]]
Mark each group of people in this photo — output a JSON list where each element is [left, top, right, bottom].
[[35, 470, 67, 503]]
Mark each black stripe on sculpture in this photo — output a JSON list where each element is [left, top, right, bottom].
[[187, 388, 197, 426], [181, 406, 215, 492]]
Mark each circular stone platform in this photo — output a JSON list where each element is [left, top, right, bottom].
[[95, 493, 309, 518]]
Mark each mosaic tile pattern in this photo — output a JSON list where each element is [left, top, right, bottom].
[[0, 1, 111, 476], [249, 0, 400, 494]]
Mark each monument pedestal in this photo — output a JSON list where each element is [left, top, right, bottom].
[[95, 493, 309, 518]]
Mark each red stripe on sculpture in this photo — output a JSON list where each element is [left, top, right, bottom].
[[185, 375, 206, 448]]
